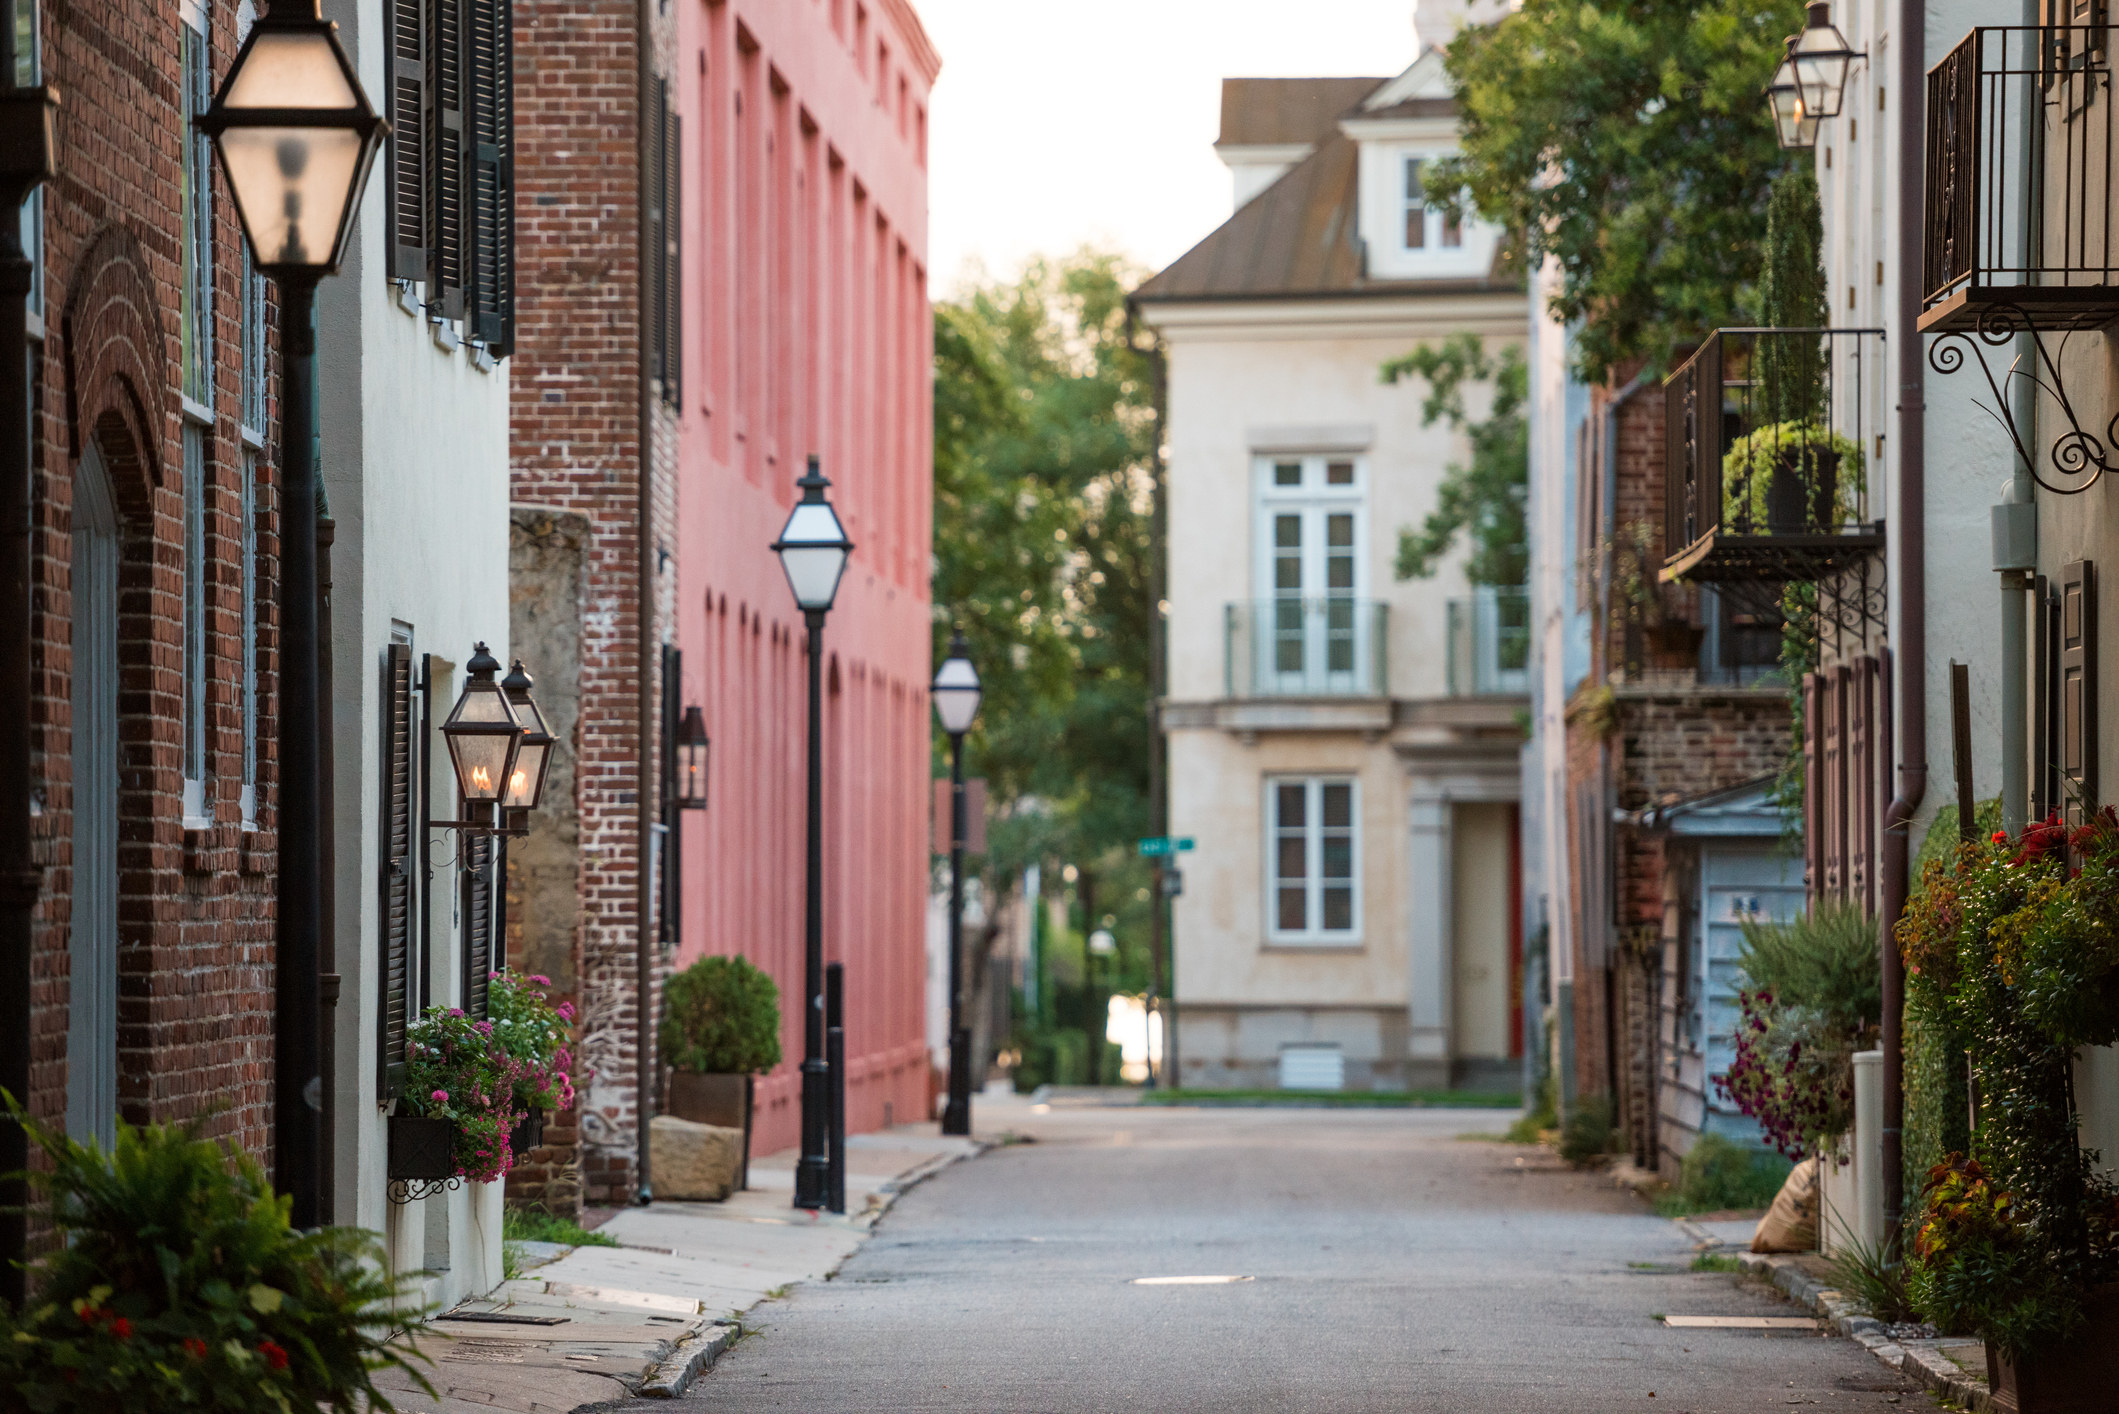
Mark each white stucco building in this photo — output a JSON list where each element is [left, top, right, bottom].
[[1135, 50, 1531, 1093]]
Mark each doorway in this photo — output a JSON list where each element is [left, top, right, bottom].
[[67, 445, 118, 1148]]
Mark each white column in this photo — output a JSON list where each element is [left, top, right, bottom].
[[1407, 790, 1453, 1083]]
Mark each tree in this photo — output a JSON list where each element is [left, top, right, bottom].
[[1429, 0, 1803, 383], [1382, 334, 1529, 587]]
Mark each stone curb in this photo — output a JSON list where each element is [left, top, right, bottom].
[[634, 1318, 740, 1399], [1734, 1250, 1996, 1412]]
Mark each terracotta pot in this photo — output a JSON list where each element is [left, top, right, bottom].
[[387, 1116, 455, 1181], [664, 1070, 752, 1191], [1986, 1284, 2119, 1413]]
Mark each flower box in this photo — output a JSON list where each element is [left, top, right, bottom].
[[1986, 1285, 2119, 1414], [387, 1115, 456, 1181]]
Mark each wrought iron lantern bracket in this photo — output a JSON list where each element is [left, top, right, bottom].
[[1928, 302, 2114, 497]]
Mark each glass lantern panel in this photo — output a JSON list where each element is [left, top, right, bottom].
[[222, 30, 359, 109], [679, 745, 708, 803], [217, 125, 364, 267], [451, 731, 515, 803], [778, 543, 848, 611], [505, 740, 548, 809]]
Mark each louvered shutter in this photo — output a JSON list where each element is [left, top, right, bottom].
[[662, 106, 682, 404], [386, 0, 427, 280], [466, 0, 513, 350], [429, 0, 466, 318], [2062, 561, 2097, 825], [1803, 671, 1822, 900], [1822, 667, 1844, 897], [379, 645, 415, 1098], [660, 647, 681, 947], [2036, 574, 2056, 819], [646, 77, 668, 391], [462, 832, 493, 1019]]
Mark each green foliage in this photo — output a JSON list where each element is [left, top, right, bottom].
[[1737, 901, 1882, 1035], [1506, 1069, 1559, 1142], [661, 955, 782, 1075], [499, 1208, 618, 1249], [0, 1097, 430, 1412], [1908, 1155, 2097, 1358], [1772, 581, 1817, 827], [1430, 0, 1803, 382], [1690, 1251, 1743, 1273], [1558, 1094, 1615, 1165], [1720, 422, 1862, 531], [1379, 334, 1528, 586], [931, 252, 1157, 889], [402, 1006, 523, 1183], [1901, 802, 1990, 1201], [487, 970, 576, 1116], [1717, 904, 1878, 1158], [1671, 1132, 1793, 1213], [1826, 1234, 1917, 1324]]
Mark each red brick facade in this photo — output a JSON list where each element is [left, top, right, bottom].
[[26, 0, 281, 1183]]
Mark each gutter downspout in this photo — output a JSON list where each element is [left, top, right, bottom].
[[1881, 0, 1928, 1241], [634, 0, 656, 1206], [1995, 0, 2041, 838]]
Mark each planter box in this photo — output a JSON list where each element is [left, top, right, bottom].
[[1765, 442, 1838, 533], [388, 1115, 456, 1181], [1986, 1284, 2119, 1413], [665, 1070, 751, 1191], [509, 1108, 544, 1158]]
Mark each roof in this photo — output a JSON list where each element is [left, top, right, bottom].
[[1624, 776, 1788, 838], [1216, 77, 1388, 148]]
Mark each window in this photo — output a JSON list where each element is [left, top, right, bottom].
[[1268, 778, 1359, 944], [1402, 155, 1462, 252], [182, 422, 208, 823], [239, 450, 258, 824], [13, 0, 36, 329], [180, 14, 211, 404], [647, 76, 681, 403], [240, 243, 265, 436], [1256, 455, 1368, 692], [384, 0, 515, 354]]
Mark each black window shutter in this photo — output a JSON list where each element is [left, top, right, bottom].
[[462, 831, 494, 1019], [379, 645, 415, 1098], [2036, 574, 2055, 820], [647, 77, 668, 390], [429, 0, 467, 318], [2063, 560, 2097, 824], [660, 646, 681, 947], [386, 0, 428, 280], [466, 0, 513, 350], [1802, 671, 1822, 901], [663, 107, 682, 404]]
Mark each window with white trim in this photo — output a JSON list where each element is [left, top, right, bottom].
[[239, 449, 258, 825], [1402, 155, 1461, 252], [1256, 455, 1368, 692], [180, 12, 211, 404], [182, 420, 209, 824], [1267, 777, 1359, 944]]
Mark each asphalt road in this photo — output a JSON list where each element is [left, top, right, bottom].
[[646, 1101, 1927, 1414]]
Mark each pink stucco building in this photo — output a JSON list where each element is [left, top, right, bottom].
[[672, 0, 940, 1154]]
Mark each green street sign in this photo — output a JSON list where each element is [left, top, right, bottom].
[[1137, 836, 1195, 857]]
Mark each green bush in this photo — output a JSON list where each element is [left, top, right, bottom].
[[1557, 1094, 1614, 1165], [0, 1097, 430, 1412], [1737, 900, 1881, 1036], [1674, 1132, 1791, 1213], [1827, 1234, 1916, 1325], [661, 955, 781, 1075], [1505, 1070, 1558, 1143]]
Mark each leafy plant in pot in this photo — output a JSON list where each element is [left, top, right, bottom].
[[661, 955, 782, 1188], [1894, 814, 2119, 1411], [399, 1004, 525, 1185]]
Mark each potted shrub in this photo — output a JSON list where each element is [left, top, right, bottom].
[[661, 954, 781, 1187], [400, 1004, 523, 1184], [1721, 421, 1860, 535], [488, 969, 576, 1160], [0, 1094, 432, 1411], [1895, 814, 2119, 1409]]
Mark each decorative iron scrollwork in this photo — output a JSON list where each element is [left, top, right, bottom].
[[1928, 302, 2111, 496], [387, 1174, 465, 1205]]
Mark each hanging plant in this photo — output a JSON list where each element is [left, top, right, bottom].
[[487, 969, 576, 1117], [401, 1007, 524, 1184]]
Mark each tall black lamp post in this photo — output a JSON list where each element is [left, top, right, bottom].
[[200, 0, 384, 1230], [771, 457, 852, 1210], [930, 631, 980, 1136]]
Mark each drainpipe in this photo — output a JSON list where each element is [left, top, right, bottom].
[[1995, 0, 2041, 839], [1880, 0, 1928, 1241], [634, 0, 656, 1206]]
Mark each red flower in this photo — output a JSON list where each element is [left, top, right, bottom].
[[108, 1316, 131, 1340], [183, 1337, 209, 1361], [258, 1339, 289, 1371], [1993, 831, 2009, 843], [76, 1305, 100, 1326]]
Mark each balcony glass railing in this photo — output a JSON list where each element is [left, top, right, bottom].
[[1447, 587, 1529, 696], [1224, 598, 1388, 698]]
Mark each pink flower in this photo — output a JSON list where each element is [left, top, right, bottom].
[[431, 1089, 449, 1104]]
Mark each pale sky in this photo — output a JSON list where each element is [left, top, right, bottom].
[[915, 1, 1424, 296]]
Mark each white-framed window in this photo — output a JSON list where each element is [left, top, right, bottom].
[[15, 0, 39, 334], [1256, 455, 1369, 693], [179, 11, 212, 406], [239, 449, 258, 825], [1266, 776, 1360, 944], [182, 419, 209, 825], [1402, 156, 1461, 252]]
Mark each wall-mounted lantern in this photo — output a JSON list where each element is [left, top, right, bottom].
[[441, 642, 520, 817], [1766, 50, 1819, 150], [675, 705, 710, 810], [501, 659, 555, 815], [1788, 1, 1857, 121]]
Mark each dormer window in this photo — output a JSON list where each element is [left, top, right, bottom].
[[1402, 157, 1461, 251]]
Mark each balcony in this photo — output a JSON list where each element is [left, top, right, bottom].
[[1661, 327, 1885, 592], [1224, 598, 1388, 698], [1923, 26, 2119, 333], [1447, 587, 1529, 696]]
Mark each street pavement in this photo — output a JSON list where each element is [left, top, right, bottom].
[[639, 1096, 1929, 1414]]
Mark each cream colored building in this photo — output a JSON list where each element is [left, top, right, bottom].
[[1135, 53, 1531, 1093]]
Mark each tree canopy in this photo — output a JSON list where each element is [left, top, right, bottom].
[[1381, 334, 1529, 588], [1429, 0, 1803, 382]]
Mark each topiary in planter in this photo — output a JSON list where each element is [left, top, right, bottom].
[[0, 1093, 432, 1412], [661, 955, 781, 1077]]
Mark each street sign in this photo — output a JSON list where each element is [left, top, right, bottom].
[[1137, 836, 1195, 857]]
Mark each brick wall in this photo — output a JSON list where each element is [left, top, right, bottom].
[[26, 0, 282, 1216]]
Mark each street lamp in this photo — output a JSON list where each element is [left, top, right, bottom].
[[1765, 49, 1819, 151], [674, 706, 710, 811], [442, 643, 522, 820], [501, 659, 556, 817], [1787, 1, 1857, 120], [200, 0, 385, 1232], [931, 629, 981, 1136], [772, 457, 853, 1210]]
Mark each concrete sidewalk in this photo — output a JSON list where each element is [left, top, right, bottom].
[[368, 1125, 986, 1412]]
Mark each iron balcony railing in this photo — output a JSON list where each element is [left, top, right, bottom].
[[1924, 26, 2119, 331], [1446, 587, 1529, 697], [1661, 327, 1886, 587], [1224, 598, 1388, 698]]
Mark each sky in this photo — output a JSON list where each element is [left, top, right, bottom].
[[914, 1, 1424, 297]]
